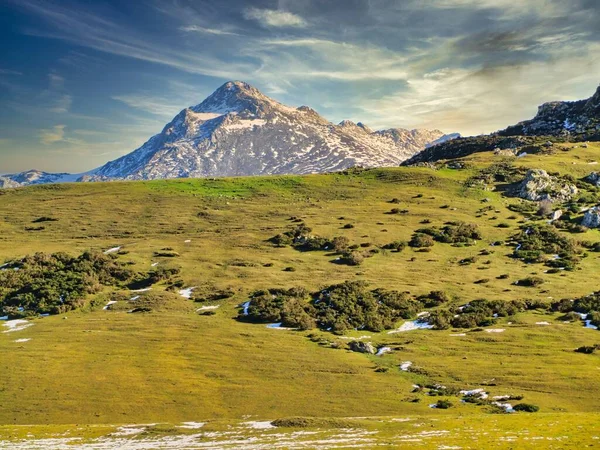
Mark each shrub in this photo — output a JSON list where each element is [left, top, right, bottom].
[[517, 276, 544, 287], [0, 251, 137, 316], [409, 233, 435, 248], [513, 403, 539, 413], [343, 223, 354, 229], [434, 400, 453, 409], [339, 251, 364, 266], [382, 241, 407, 252], [332, 236, 350, 252], [418, 290, 451, 308], [575, 345, 598, 354]]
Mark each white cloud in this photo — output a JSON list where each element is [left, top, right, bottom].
[[179, 25, 239, 36], [40, 125, 66, 144], [243, 8, 307, 28]]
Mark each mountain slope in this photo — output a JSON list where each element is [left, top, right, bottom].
[[404, 85, 600, 165], [2, 81, 457, 187], [88, 81, 454, 181]]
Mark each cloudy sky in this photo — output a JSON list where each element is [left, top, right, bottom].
[[1, 0, 599, 173]]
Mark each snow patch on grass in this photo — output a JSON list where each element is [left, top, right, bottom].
[[3, 319, 33, 333]]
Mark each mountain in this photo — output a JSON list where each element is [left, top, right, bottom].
[[2, 81, 457, 188], [0, 170, 82, 188], [403, 85, 600, 166], [500, 85, 600, 138]]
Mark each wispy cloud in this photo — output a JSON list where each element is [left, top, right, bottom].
[[40, 124, 66, 144], [180, 25, 239, 36], [243, 8, 307, 28]]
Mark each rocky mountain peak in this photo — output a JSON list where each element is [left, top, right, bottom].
[[191, 80, 287, 117]]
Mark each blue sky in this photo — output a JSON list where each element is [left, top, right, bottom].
[[1, 0, 599, 173]]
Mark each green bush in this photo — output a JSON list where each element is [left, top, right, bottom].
[[409, 233, 435, 248], [434, 400, 453, 409], [513, 403, 539, 412], [517, 276, 545, 287], [0, 251, 136, 316]]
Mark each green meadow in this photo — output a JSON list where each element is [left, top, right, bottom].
[[1, 142, 600, 446]]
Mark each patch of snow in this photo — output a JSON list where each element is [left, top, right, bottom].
[[535, 321, 550, 325], [103, 301, 117, 310], [485, 328, 505, 333], [588, 161, 598, 165], [0, 316, 7, 321], [388, 320, 433, 334], [197, 305, 220, 311], [265, 323, 295, 330], [449, 333, 467, 337], [151, 262, 159, 267], [177, 422, 205, 429], [376, 347, 392, 356], [517, 152, 528, 158], [184, 239, 191, 243], [339, 335, 372, 340], [3, 319, 33, 333], [103, 246, 121, 255], [584, 320, 598, 330], [492, 402, 515, 413], [13, 338, 31, 343], [131, 287, 152, 293], [243, 421, 275, 429], [178, 287, 196, 299], [241, 301, 251, 316], [130, 296, 140, 301], [460, 388, 488, 399], [400, 361, 413, 371]]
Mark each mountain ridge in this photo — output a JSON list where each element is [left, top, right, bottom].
[[1, 81, 457, 188]]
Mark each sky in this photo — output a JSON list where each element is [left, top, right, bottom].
[[0, 0, 599, 174]]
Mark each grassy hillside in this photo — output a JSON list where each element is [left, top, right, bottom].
[[1, 142, 600, 443]]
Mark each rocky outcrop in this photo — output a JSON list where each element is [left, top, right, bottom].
[[515, 169, 578, 202], [582, 207, 600, 228], [348, 341, 376, 354], [501, 85, 600, 139], [584, 172, 600, 187]]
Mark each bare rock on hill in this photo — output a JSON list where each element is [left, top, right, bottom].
[[348, 341, 376, 354], [584, 172, 600, 186], [515, 169, 578, 202], [582, 207, 600, 228]]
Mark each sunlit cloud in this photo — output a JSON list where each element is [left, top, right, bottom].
[[243, 8, 307, 28]]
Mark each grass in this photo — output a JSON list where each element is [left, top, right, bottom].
[[1, 143, 600, 443]]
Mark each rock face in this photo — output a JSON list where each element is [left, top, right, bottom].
[[584, 172, 600, 187], [2, 81, 458, 188], [501, 85, 600, 138], [515, 169, 578, 202], [348, 341, 376, 354], [582, 207, 600, 228]]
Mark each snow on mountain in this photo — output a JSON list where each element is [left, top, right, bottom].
[[2, 81, 458, 187]]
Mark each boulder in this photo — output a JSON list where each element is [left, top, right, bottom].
[[582, 207, 600, 228], [584, 172, 600, 187], [516, 169, 578, 202], [550, 210, 563, 221], [348, 341, 376, 354]]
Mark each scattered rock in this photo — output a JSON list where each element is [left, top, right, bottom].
[[348, 341, 376, 354], [582, 206, 600, 228]]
